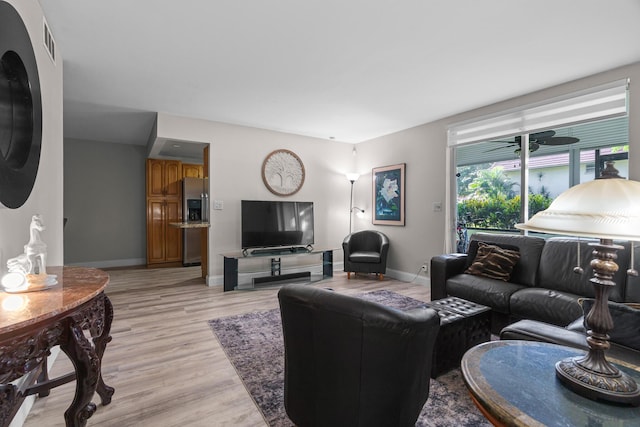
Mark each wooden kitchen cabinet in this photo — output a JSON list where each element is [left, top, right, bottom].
[[146, 159, 183, 266], [147, 198, 182, 265], [182, 163, 204, 178], [147, 159, 182, 198]]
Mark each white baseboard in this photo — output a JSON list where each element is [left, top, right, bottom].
[[207, 275, 221, 287], [64, 258, 146, 269], [334, 261, 430, 286], [207, 262, 431, 288], [385, 268, 430, 286], [66, 260, 431, 289]]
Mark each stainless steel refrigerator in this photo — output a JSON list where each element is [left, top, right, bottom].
[[182, 177, 206, 266]]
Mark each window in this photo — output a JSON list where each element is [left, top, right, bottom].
[[453, 115, 629, 252], [448, 80, 630, 252]]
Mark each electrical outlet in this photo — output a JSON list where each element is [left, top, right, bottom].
[[421, 264, 428, 272]]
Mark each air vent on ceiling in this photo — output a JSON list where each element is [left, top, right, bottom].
[[43, 18, 55, 64]]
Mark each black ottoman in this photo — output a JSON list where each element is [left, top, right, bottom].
[[426, 296, 491, 378]]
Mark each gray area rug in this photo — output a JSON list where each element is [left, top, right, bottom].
[[209, 290, 490, 426]]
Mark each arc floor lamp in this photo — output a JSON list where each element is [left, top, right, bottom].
[[346, 173, 364, 234]]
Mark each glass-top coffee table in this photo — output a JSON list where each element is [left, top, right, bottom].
[[461, 340, 640, 426]]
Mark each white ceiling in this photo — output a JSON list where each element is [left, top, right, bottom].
[[38, 0, 640, 147]]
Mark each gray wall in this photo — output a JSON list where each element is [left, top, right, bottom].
[[64, 139, 146, 266]]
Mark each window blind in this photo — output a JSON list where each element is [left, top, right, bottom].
[[455, 116, 629, 167], [447, 79, 629, 147]]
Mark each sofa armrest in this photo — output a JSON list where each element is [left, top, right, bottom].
[[430, 253, 467, 301], [500, 319, 588, 349], [625, 273, 640, 302], [500, 319, 640, 365]]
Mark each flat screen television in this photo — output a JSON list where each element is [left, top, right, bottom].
[[241, 200, 314, 250]]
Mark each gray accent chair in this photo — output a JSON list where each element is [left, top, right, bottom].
[[343, 230, 389, 280], [278, 284, 440, 427]]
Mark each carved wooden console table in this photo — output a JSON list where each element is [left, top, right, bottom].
[[0, 266, 114, 427]]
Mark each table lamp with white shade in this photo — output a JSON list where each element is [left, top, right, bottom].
[[516, 161, 640, 405]]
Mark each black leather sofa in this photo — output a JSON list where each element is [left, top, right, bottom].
[[501, 298, 640, 365], [431, 233, 640, 334], [500, 315, 640, 366]]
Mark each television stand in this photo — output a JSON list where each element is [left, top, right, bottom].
[[221, 247, 334, 292]]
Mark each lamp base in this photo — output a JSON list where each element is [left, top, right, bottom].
[[556, 356, 640, 406], [553, 238, 640, 406]]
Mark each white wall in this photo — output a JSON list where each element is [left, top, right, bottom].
[[0, 0, 64, 275], [353, 121, 449, 277], [59, 63, 640, 286], [0, 2, 63, 425], [155, 113, 356, 284], [351, 61, 640, 277], [151, 61, 640, 285]]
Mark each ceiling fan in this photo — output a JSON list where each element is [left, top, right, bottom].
[[486, 130, 579, 153]]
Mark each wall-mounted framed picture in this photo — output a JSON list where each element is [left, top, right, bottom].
[[372, 163, 405, 226]]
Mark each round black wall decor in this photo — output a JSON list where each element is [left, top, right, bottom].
[[0, 1, 43, 209]]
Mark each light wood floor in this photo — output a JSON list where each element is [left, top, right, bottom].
[[23, 267, 432, 427]]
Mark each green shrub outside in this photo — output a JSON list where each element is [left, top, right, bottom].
[[458, 193, 552, 230]]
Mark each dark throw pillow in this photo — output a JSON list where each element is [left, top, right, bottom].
[[465, 239, 520, 269], [465, 242, 520, 282], [580, 299, 640, 351]]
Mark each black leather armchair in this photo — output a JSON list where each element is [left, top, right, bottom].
[[343, 230, 389, 280], [278, 284, 440, 427]]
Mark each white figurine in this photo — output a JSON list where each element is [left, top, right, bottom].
[[7, 214, 47, 275], [2, 214, 57, 292], [25, 214, 47, 274]]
